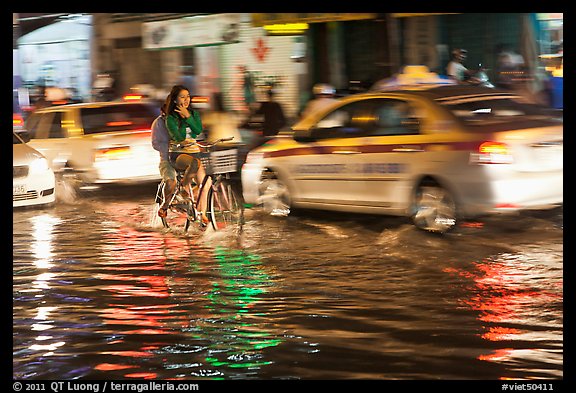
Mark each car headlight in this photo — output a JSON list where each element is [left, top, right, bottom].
[[29, 157, 50, 174]]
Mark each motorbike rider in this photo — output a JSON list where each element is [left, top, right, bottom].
[[300, 83, 338, 119], [446, 49, 473, 84]]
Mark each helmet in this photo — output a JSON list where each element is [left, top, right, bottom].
[[313, 83, 335, 96], [452, 48, 467, 60]]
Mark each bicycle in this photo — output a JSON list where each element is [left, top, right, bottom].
[[153, 137, 244, 233]]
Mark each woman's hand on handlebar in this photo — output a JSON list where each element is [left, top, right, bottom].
[[196, 136, 235, 149], [175, 140, 194, 149]]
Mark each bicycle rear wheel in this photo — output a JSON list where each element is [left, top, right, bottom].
[[207, 176, 244, 232]]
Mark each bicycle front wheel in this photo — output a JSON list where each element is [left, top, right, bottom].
[[207, 177, 244, 232]]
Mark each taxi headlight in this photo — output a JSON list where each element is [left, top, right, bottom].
[[29, 157, 50, 174]]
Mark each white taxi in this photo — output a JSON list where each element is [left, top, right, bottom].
[[241, 68, 563, 233], [22, 100, 161, 188], [13, 130, 56, 208]]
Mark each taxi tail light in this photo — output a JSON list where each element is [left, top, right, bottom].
[[106, 121, 134, 127], [123, 94, 144, 101], [13, 113, 24, 127], [495, 203, 520, 209], [469, 141, 513, 164], [94, 146, 131, 161]]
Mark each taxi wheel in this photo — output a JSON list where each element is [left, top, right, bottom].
[[412, 183, 457, 234], [259, 172, 291, 217]]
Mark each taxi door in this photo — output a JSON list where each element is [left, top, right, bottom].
[[289, 99, 391, 209], [356, 97, 445, 213]]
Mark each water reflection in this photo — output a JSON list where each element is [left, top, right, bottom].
[[93, 222, 280, 379], [18, 214, 63, 356], [200, 246, 281, 373], [13, 194, 563, 380], [444, 245, 563, 379]]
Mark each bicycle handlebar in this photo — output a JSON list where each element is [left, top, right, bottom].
[[196, 136, 234, 149], [174, 136, 235, 150]]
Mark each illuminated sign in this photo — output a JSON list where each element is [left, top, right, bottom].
[[143, 13, 241, 49], [263, 23, 309, 36]]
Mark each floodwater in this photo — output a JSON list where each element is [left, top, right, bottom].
[[13, 184, 563, 380]]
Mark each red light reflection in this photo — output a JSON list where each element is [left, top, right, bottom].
[[94, 224, 194, 378], [443, 252, 563, 378]]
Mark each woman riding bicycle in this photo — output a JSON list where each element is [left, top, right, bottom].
[[157, 85, 209, 223]]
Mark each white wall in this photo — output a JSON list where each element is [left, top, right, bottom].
[[218, 22, 303, 119]]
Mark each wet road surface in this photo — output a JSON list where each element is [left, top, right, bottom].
[[13, 183, 563, 380]]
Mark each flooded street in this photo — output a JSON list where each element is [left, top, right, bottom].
[[13, 183, 563, 380]]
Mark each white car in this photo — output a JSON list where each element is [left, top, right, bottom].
[[242, 79, 563, 233], [13, 131, 56, 208], [22, 100, 161, 187]]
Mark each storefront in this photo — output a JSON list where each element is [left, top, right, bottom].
[[142, 13, 304, 120], [16, 15, 92, 102], [252, 13, 384, 109], [535, 13, 563, 108]]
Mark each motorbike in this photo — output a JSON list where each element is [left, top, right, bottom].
[[466, 64, 494, 88]]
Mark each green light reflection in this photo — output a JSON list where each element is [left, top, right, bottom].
[[200, 246, 282, 372]]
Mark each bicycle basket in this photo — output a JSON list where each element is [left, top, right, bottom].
[[200, 149, 238, 175]]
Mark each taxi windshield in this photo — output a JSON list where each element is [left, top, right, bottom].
[[439, 96, 558, 124]]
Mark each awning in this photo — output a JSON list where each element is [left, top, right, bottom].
[[17, 19, 91, 45]]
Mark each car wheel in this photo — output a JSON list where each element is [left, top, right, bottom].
[[412, 182, 457, 233], [258, 172, 291, 217]]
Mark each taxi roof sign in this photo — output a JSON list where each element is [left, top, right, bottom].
[[371, 65, 456, 91]]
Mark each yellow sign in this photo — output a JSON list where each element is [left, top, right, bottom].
[[252, 13, 377, 27], [264, 23, 309, 35]]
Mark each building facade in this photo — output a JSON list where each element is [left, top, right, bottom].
[[14, 13, 562, 116]]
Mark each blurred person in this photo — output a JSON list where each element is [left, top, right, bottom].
[[179, 66, 197, 95], [242, 65, 257, 111], [201, 92, 243, 143], [254, 88, 287, 138], [33, 86, 49, 110], [300, 83, 337, 119], [201, 92, 249, 184], [243, 87, 288, 151], [92, 72, 116, 101], [446, 48, 472, 84], [229, 65, 255, 120], [157, 85, 209, 223], [44, 86, 69, 102], [495, 44, 525, 89], [151, 111, 176, 216]]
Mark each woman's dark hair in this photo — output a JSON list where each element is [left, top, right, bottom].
[[161, 84, 190, 115]]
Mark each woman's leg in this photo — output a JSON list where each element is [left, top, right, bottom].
[[195, 163, 212, 214], [175, 154, 198, 196]]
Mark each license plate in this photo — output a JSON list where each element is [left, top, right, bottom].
[[13, 184, 26, 195]]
